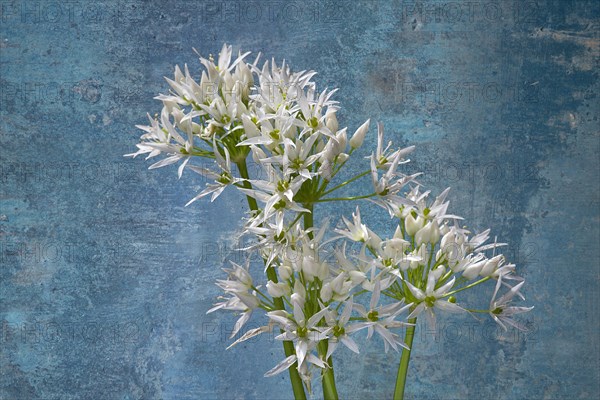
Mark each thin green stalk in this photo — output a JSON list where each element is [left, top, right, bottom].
[[303, 204, 339, 400], [393, 317, 417, 400], [314, 193, 377, 203], [317, 340, 338, 400], [321, 170, 371, 196], [236, 159, 307, 400], [442, 276, 491, 298]]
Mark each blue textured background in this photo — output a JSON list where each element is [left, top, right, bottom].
[[1, 1, 599, 399]]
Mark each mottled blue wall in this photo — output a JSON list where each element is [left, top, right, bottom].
[[1, 1, 599, 399]]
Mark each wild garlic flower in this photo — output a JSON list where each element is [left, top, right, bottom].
[[489, 278, 534, 331], [405, 269, 466, 329], [351, 280, 413, 353]]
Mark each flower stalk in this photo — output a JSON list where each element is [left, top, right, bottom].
[[237, 158, 307, 400], [393, 317, 417, 400]]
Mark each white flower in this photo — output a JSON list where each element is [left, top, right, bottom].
[[406, 270, 466, 329], [489, 279, 533, 331], [322, 298, 361, 359], [265, 304, 330, 380], [335, 207, 370, 242], [186, 144, 240, 205], [352, 280, 412, 352]]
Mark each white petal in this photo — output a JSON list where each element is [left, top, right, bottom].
[[407, 302, 426, 319], [148, 155, 180, 169], [434, 300, 466, 314], [340, 336, 360, 354], [404, 281, 425, 300], [264, 355, 297, 377], [227, 326, 269, 349]]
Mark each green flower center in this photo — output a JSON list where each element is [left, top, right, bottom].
[[217, 172, 232, 185], [276, 180, 289, 193], [492, 307, 503, 315], [333, 325, 345, 337], [274, 199, 287, 210], [425, 296, 436, 308], [367, 310, 379, 322], [297, 326, 308, 338], [274, 231, 285, 242], [269, 129, 280, 140], [307, 117, 319, 129], [290, 158, 303, 170]]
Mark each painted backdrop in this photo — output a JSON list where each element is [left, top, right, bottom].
[[1, 1, 599, 399]]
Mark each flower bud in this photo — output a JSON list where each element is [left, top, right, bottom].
[[349, 270, 366, 284], [317, 261, 329, 281], [335, 128, 347, 154], [440, 232, 455, 253], [278, 264, 293, 280], [410, 245, 427, 269], [337, 153, 349, 163], [301, 256, 320, 282], [325, 111, 338, 133], [393, 225, 404, 240], [267, 281, 290, 298], [349, 119, 370, 149], [320, 283, 333, 302], [462, 260, 486, 280], [415, 221, 438, 247], [405, 213, 422, 236], [331, 273, 346, 294], [429, 220, 441, 244], [430, 265, 445, 280], [242, 114, 260, 138], [318, 159, 333, 181], [293, 280, 306, 301], [480, 255, 504, 277], [435, 249, 445, 263]]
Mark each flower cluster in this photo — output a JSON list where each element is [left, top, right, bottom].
[[127, 44, 533, 397]]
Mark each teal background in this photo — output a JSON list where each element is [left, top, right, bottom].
[[1, 1, 599, 399]]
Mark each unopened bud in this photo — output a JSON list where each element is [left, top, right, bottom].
[[349, 119, 370, 149], [267, 281, 290, 298]]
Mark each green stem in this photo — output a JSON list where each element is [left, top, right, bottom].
[[321, 169, 371, 196], [318, 340, 338, 400], [236, 159, 259, 211], [393, 317, 417, 400], [442, 276, 491, 298], [314, 193, 377, 203], [236, 159, 307, 400], [303, 204, 338, 400]]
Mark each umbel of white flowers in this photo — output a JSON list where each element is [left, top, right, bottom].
[[126, 44, 533, 397]]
